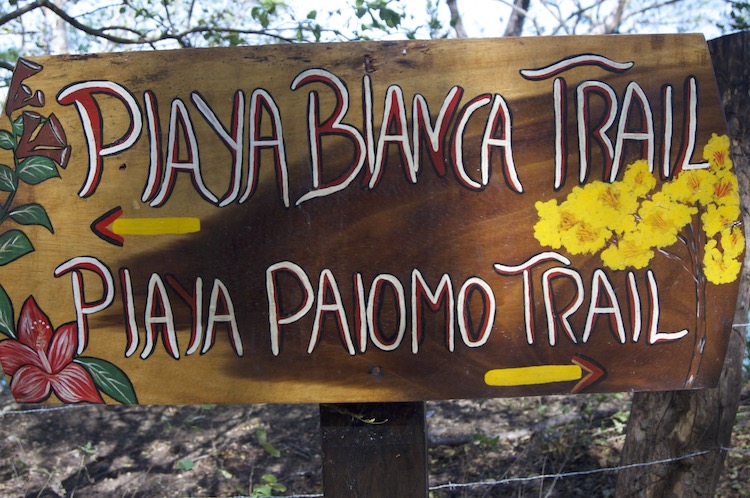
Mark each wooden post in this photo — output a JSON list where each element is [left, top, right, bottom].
[[320, 402, 428, 497]]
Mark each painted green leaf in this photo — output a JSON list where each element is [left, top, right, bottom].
[[0, 284, 15, 339], [11, 116, 23, 137], [0, 165, 17, 192], [17, 156, 59, 185], [75, 357, 138, 404], [0, 130, 15, 150], [175, 457, 194, 471], [0, 230, 34, 266], [9, 204, 53, 233]]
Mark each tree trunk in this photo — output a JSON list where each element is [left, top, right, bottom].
[[615, 31, 750, 497], [445, 0, 467, 38], [503, 0, 531, 37]]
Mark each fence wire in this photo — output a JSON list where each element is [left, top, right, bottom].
[[1, 400, 749, 497]]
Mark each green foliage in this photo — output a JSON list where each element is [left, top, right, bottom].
[[255, 427, 281, 457], [78, 442, 97, 457], [723, 1, 750, 30], [250, 473, 287, 497], [175, 457, 194, 471]]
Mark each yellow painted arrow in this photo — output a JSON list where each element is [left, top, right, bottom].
[[112, 217, 200, 236], [91, 206, 201, 246], [485, 364, 582, 386], [484, 355, 606, 393]]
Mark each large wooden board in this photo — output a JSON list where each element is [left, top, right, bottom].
[[0, 35, 742, 404]]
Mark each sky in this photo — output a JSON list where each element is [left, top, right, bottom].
[[285, 0, 728, 40]]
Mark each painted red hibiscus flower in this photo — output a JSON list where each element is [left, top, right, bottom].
[[0, 297, 103, 403]]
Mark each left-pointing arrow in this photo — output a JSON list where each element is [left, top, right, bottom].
[[91, 206, 201, 246], [484, 354, 606, 394]]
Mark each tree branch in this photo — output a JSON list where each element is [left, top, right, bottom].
[[6, 0, 297, 48], [446, 0, 467, 38], [0, 0, 45, 28]]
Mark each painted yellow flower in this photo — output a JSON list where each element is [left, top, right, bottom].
[[704, 239, 742, 284], [573, 181, 637, 233], [702, 203, 741, 237], [720, 225, 745, 259], [703, 133, 732, 171], [560, 221, 611, 255], [661, 169, 716, 206], [533, 199, 562, 249], [637, 194, 696, 247], [601, 235, 654, 270], [622, 159, 656, 198], [710, 170, 740, 206]]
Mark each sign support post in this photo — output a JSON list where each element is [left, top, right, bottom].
[[320, 402, 428, 497]]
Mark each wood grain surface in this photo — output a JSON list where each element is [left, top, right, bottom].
[[0, 34, 740, 404]]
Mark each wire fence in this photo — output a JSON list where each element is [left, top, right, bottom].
[[1, 399, 749, 497]]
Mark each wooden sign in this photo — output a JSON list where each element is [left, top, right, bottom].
[[0, 35, 742, 405]]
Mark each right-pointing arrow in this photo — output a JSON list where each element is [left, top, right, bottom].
[[484, 354, 607, 394]]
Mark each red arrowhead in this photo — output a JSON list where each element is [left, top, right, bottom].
[[571, 354, 607, 393], [91, 206, 124, 246]]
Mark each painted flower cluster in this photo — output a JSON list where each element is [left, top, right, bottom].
[[0, 60, 137, 404], [534, 134, 743, 284], [0, 290, 137, 404], [0, 58, 70, 266]]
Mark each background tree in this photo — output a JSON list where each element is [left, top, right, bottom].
[[0, 0, 737, 82]]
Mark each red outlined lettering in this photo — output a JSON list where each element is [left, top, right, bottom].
[[309, 269, 355, 355], [119, 268, 139, 358], [457, 277, 495, 348], [411, 270, 454, 353], [57, 81, 142, 198], [452, 94, 492, 190], [542, 267, 584, 346], [482, 94, 520, 193], [673, 76, 709, 175], [611, 82, 654, 182], [412, 87, 463, 179], [627, 271, 642, 342], [367, 274, 406, 352], [582, 269, 625, 344], [266, 261, 314, 356], [241, 88, 290, 207], [369, 85, 415, 187], [353, 273, 368, 353], [659, 84, 674, 179], [54, 256, 115, 355], [203, 279, 242, 356], [165, 274, 204, 356], [494, 252, 571, 345], [553, 77, 568, 190], [291, 69, 366, 205], [646, 270, 688, 344], [142, 90, 162, 203], [192, 90, 246, 207], [150, 98, 219, 207], [142, 273, 178, 360], [576, 81, 617, 184]]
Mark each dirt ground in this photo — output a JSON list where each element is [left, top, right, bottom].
[[0, 381, 748, 497]]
